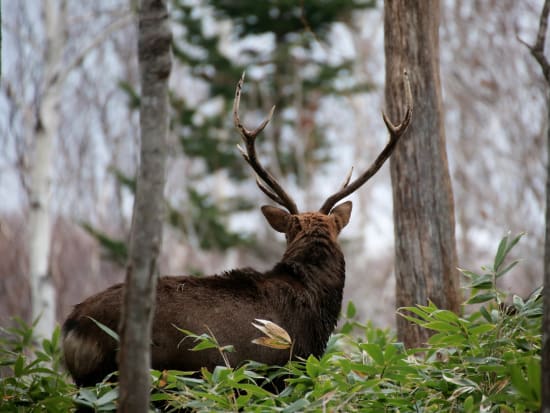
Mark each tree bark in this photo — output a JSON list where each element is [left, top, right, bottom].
[[521, 0, 550, 409], [384, 0, 460, 348], [543, 87, 550, 413], [28, 0, 66, 340], [117, 1, 171, 411]]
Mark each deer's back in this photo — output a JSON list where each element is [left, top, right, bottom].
[[62, 267, 324, 385]]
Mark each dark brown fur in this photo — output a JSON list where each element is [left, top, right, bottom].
[[62, 203, 351, 387]]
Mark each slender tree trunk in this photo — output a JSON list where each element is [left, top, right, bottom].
[[117, 0, 171, 411], [1, 0, 2, 77], [28, 0, 66, 340], [520, 0, 550, 409], [543, 89, 550, 413], [384, 0, 460, 348]]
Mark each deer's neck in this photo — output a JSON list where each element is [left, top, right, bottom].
[[281, 233, 346, 286], [276, 234, 346, 357]]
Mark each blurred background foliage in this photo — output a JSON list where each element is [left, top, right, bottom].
[[0, 0, 545, 329], [86, 0, 376, 255]]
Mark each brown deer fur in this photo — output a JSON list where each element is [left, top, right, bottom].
[[62, 203, 351, 387], [62, 74, 411, 387]]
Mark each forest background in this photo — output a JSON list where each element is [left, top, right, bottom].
[[0, 0, 545, 332]]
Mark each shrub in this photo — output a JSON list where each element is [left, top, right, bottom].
[[0, 320, 75, 412], [0, 232, 541, 412]]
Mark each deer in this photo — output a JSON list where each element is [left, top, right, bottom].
[[61, 73, 412, 387]]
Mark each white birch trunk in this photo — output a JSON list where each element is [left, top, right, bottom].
[[28, 0, 66, 340]]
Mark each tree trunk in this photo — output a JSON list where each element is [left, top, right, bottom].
[[513, 2, 550, 408], [28, 0, 66, 340], [543, 90, 550, 413], [117, 1, 171, 412], [384, 0, 460, 348], [523, 1, 550, 410]]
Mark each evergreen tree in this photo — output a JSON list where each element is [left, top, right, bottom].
[[170, 0, 374, 242], [86, 0, 376, 261]]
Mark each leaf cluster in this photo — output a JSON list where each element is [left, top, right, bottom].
[[0, 320, 75, 412], [0, 233, 541, 411]]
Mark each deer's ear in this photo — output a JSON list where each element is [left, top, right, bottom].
[[330, 201, 352, 231], [261, 205, 290, 233]]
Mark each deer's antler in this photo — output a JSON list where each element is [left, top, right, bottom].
[[319, 70, 413, 214], [233, 73, 299, 215]]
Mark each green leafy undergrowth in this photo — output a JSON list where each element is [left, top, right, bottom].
[[0, 233, 542, 411], [0, 319, 75, 412], [398, 232, 541, 412]]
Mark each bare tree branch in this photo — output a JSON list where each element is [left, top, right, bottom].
[[518, 0, 550, 82], [48, 12, 133, 90]]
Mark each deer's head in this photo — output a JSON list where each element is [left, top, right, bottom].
[[233, 73, 412, 246]]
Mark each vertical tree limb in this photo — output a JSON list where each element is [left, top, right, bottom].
[[519, 0, 550, 409], [28, 0, 67, 340], [384, 0, 460, 348], [1, 0, 2, 77], [117, 0, 171, 411]]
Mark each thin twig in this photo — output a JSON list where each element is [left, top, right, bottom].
[[47, 12, 133, 90], [518, 0, 550, 83]]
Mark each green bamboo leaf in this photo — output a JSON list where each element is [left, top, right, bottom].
[[423, 321, 459, 332], [468, 323, 495, 336], [525, 286, 543, 304], [282, 398, 310, 413], [191, 340, 218, 352], [397, 306, 431, 320], [493, 233, 510, 271], [305, 355, 320, 378], [449, 385, 476, 401], [346, 301, 357, 318], [13, 354, 24, 377], [496, 259, 520, 279], [220, 344, 235, 353], [340, 321, 353, 335], [77, 388, 98, 404], [383, 343, 399, 361], [479, 306, 492, 323], [51, 326, 60, 350], [442, 373, 478, 388], [510, 364, 531, 400], [397, 313, 425, 326], [458, 268, 481, 280], [96, 388, 119, 406], [419, 301, 439, 312], [432, 310, 460, 324], [494, 232, 524, 272], [466, 292, 496, 305], [88, 317, 119, 342], [527, 357, 541, 402], [361, 343, 385, 365], [172, 326, 200, 338], [522, 307, 543, 318], [150, 393, 172, 402], [42, 338, 53, 356], [428, 333, 467, 346], [463, 395, 475, 413], [505, 232, 525, 256], [469, 274, 493, 289], [234, 383, 274, 398], [513, 294, 525, 310]]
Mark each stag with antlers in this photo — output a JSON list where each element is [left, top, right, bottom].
[[61, 73, 412, 387]]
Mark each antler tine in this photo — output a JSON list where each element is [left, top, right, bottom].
[[233, 73, 299, 215], [339, 167, 354, 190], [256, 179, 285, 205], [319, 70, 413, 214]]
